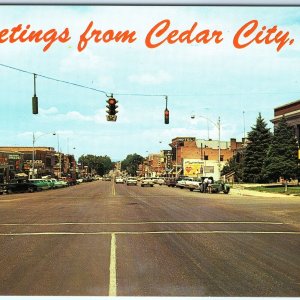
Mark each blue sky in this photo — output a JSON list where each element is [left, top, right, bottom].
[[0, 5, 300, 161]]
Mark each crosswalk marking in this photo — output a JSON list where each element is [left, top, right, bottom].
[[109, 233, 117, 296], [0, 230, 299, 236]]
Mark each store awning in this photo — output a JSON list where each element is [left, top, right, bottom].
[[15, 173, 28, 177]]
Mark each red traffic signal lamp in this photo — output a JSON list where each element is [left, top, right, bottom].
[[164, 108, 169, 124], [106, 96, 118, 121]]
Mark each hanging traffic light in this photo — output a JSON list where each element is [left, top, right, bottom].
[[164, 96, 169, 124], [106, 95, 118, 121], [164, 108, 169, 124], [32, 95, 38, 114], [32, 74, 38, 114]]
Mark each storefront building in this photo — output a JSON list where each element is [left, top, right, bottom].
[[271, 99, 300, 142], [0, 151, 23, 183]]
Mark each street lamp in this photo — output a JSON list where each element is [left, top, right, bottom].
[[32, 132, 56, 179], [191, 115, 221, 179], [54, 133, 62, 179]]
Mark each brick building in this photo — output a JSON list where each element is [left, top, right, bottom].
[[169, 137, 244, 178], [0, 150, 24, 183], [140, 137, 244, 178], [0, 146, 76, 179], [271, 99, 300, 142]]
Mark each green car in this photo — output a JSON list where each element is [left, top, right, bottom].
[[45, 178, 67, 189], [208, 180, 231, 194], [28, 179, 52, 191]]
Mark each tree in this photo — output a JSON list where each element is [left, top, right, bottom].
[[78, 154, 113, 176], [121, 153, 144, 176], [221, 150, 245, 182], [262, 116, 299, 182], [243, 113, 272, 183]]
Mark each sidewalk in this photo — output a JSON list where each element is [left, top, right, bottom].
[[230, 184, 298, 198]]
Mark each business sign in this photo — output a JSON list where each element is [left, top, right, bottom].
[[183, 159, 204, 177], [8, 154, 21, 160]]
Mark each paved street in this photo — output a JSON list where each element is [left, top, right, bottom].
[[0, 180, 300, 296]]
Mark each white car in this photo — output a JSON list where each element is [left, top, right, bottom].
[[126, 177, 137, 186], [185, 178, 203, 191], [141, 178, 154, 187], [175, 177, 194, 189], [115, 177, 125, 184]]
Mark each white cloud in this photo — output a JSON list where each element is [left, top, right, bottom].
[[39, 107, 59, 115], [128, 70, 172, 85], [60, 49, 115, 73]]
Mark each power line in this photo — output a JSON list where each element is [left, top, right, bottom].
[[0, 63, 109, 97], [1, 63, 299, 99], [0, 63, 169, 99]]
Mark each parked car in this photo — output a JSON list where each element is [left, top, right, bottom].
[[153, 177, 165, 185], [0, 183, 7, 194], [6, 179, 38, 194], [165, 177, 177, 187], [207, 180, 231, 194], [141, 178, 154, 187], [28, 179, 52, 191], [176, 177, 194, 189], [115, 177, 125, 184], [62, 177, 77, 186], [185, 178, 203, 191], [76, 178, 84, 184], [126, 177, 138, 186], [49, 178, 68, 188]]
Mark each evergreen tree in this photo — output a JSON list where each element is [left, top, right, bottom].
[[243, 113, 272, 183], [221, 150, 244, 182], [262, 116, 299, 182]]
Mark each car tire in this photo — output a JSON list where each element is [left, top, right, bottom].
[[224, 188, 230, 194], [28, 187, 35, 193], [7, 189, 13, 194], [189, 188, 194, 191]]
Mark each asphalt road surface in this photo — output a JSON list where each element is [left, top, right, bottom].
[[0, 180, 299, 296]]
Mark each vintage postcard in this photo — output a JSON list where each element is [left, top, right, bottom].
[[0, 2, 299, 298]]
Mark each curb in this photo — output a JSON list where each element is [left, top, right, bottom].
[[230, 188, 298, 198]]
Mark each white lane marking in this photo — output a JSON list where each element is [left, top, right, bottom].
[[112, 181, 116, 196], [109, 233, 117, 296], [0, 221, 288, 226], [0, 231, 299, 236]]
